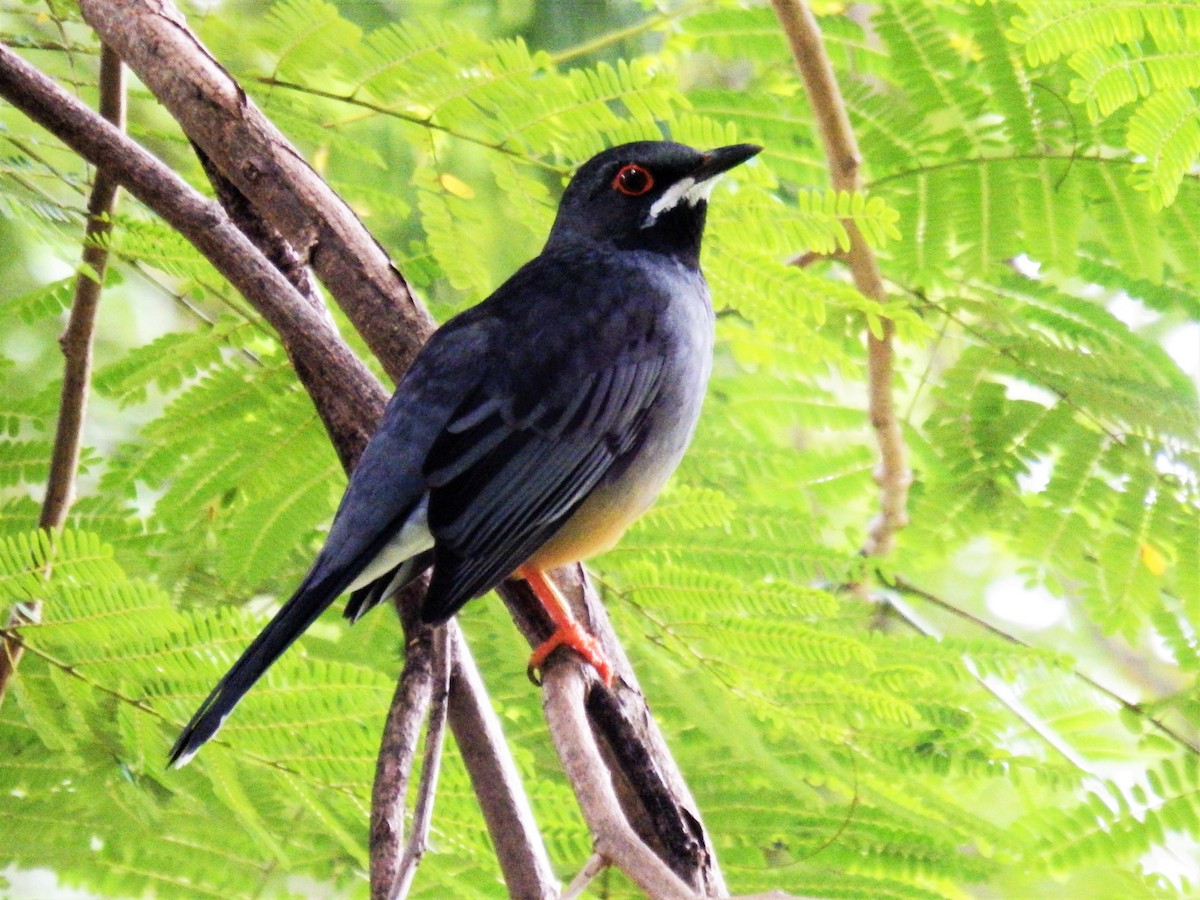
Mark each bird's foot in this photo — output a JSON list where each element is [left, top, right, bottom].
[[527, 620, 613, 688]]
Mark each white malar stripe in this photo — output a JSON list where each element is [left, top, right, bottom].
[[346, 497, 434, 593], [642, 174, 724, 228]]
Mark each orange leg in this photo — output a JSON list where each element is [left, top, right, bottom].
[[519, 566, 613, 687]]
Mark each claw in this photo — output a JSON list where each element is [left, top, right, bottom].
[[527, 619, 613, 687]]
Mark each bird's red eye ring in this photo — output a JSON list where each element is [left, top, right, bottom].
[[612, 164, 654, 197]]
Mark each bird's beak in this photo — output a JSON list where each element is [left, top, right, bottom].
[[692, 143, 762, 181]]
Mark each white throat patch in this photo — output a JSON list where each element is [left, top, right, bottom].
[[642, 174, 722, 228]]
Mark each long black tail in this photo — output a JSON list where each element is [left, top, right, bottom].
[[168, 572, 342, 768]]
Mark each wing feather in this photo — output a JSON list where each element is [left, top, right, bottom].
[[420, 355, 664, 622]]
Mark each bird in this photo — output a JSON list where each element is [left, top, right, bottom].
[[168, 140, 761, 767]]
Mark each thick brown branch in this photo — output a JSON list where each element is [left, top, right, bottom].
[[542, 665, 698, 900], [78, 0, 435, 384], [770, 0, 910, 557], [191, 140, 325, 316], [0, 45, 123, 708], [0, 40, 390, 465]]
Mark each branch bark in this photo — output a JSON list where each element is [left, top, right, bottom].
[[0, 44, 123, 707], [543, 665, 698, 900], [770, 0, 911, 558], [0, 41, 389, 464], [77, 0, 435, 385], [391, 624, 451, 900], [499, 565, 725, 895], [370, 581, 437, 899], [446, 624, 560, 898]]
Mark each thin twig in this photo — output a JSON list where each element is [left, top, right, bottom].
[[370, 616, 437, 899], [391, 625, 451, 900], [879, 590, 1093, 772], [0, 43, 123, 708], [770, 0, 911, 557], [561, 853, 607, 900], [885, 574, 1200, 756]]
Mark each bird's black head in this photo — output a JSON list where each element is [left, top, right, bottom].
[[546, 141, 762, 268]]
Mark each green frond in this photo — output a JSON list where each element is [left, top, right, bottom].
[[684, 89, 824, 186], [0, 439, 52, 490], [970, 1, 1040, 153], [261, 0, 363, 82], [1075, 253, 1200, 319], [1010, 2, 1200, 67], [1081, 161, 1163, 282], [2, 276, 74, 324], [1126, 87, 1200, 208], [342, 18, 493, 103], [1015, 156, 1083, 273], [875, 1, 987, 150], [111, 217, 225, 286], [94, 316, 256, 407]]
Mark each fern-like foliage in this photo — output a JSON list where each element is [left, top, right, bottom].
[[1009, 0, 1200, 207]]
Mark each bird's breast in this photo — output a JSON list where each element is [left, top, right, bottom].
[[528, 261, 713, 569]]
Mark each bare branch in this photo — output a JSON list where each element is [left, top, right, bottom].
[[770, 0, 911, 557], [78, 0, 436, 384], [392, 625, 451, 900], [40, 44, 123, 531], [513, 566, 726, 896], [446, 624, 560, 898], [0, 40, 389, 465], [0, 44, 123, 707], [190, 140, 326, 318], [370, 601, 437, 898], [561, 853, 607, 900], [542, 664, 698, 900]]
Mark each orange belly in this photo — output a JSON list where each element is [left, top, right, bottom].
[[524, 478, 659, 570]]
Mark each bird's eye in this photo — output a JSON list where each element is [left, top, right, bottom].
[[612, 164, 654, 197]]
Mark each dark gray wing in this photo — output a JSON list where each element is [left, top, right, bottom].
[[419, 352, 666, 622]]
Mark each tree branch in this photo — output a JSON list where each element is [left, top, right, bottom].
[[370, 585, 437, 899], [391, 624, 451, 900], [505, 566, 726, 896], [770, 0, 911, 558], [367, 578, 439, 900], [542, 664, 698, 900], [77, 0, 435, 385], [0, 44, 123, 708], [0, 40, 390, 465], [446, 623, 560, 898]]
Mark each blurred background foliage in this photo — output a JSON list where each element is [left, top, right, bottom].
[[1, 0, 1199, 897]]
